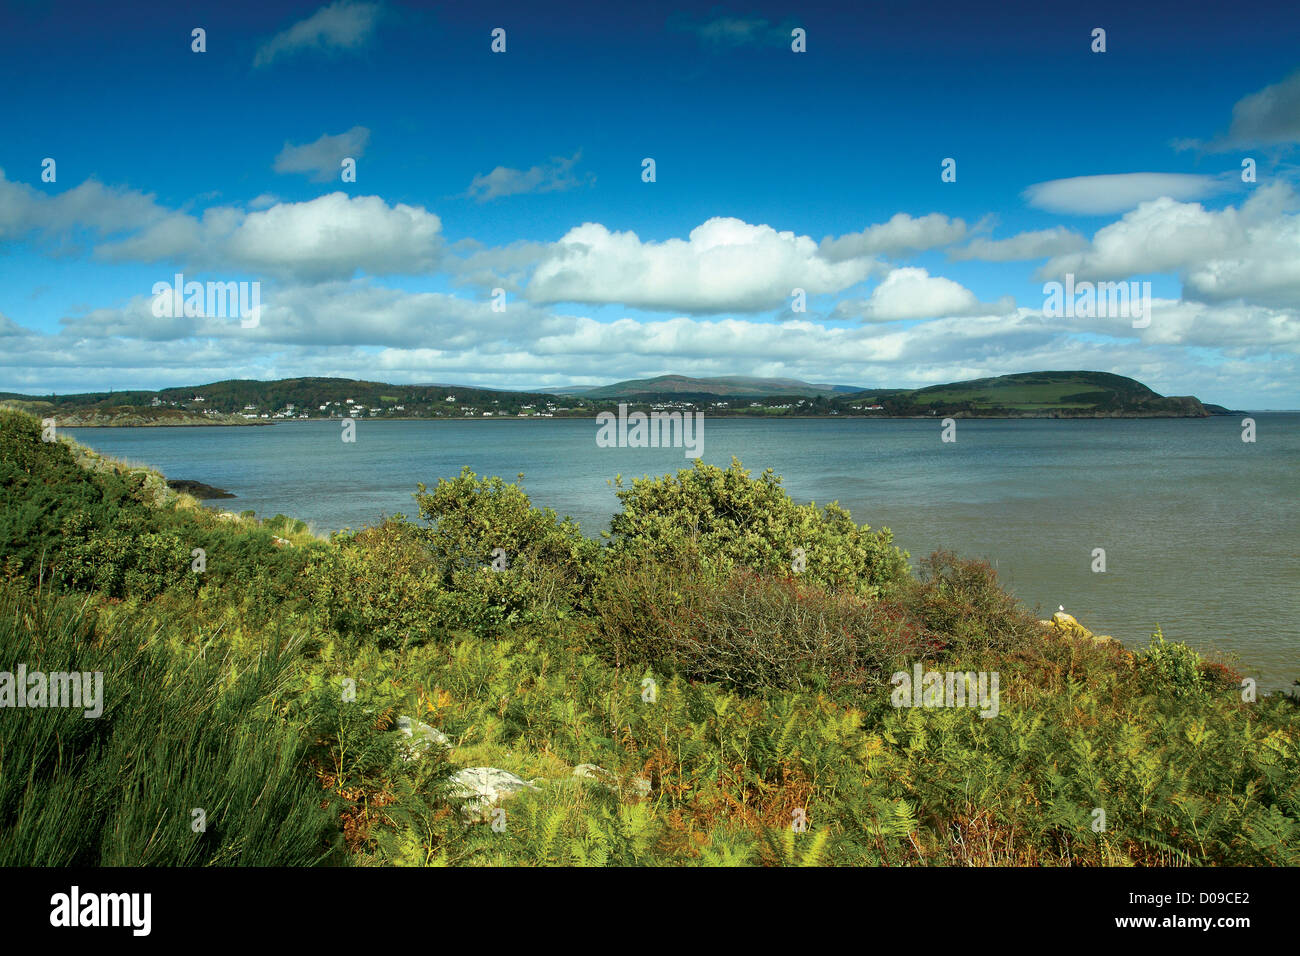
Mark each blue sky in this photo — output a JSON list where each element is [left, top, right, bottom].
[[2, 0, 1298, 406]]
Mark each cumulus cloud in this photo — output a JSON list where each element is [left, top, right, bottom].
[[527, 217, 877, 313], [447, 239, 552, 293], [1023, 173, 1232, 216], [20, 280, 1294, 403], [832, 268, 1015, 322], [1040, 183, 1300, 309], [274, 127, 370, 181], [253, 1, 380, 69], [0, 169, 167, 241], [819, 212, 968, 261], [97, 192, 443, 282], [465, 151, 593, 202], [948, 227, 1089, 262]]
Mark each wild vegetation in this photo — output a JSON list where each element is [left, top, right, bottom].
[[0, 407, 1294, 866]]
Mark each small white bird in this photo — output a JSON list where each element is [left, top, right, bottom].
[[1059, 605, 1065, 612]]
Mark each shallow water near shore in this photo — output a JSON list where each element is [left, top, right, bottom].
[[67, 414, 1300, 691]]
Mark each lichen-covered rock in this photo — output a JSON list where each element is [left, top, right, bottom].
[[395, 715, 451, 761], [449, 768, 541, 823], [1045, 610, 1116, 645]]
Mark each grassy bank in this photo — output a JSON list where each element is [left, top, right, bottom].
[[0, 408, 1295, 866]]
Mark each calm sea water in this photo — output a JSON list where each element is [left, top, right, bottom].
[[67, 415, 1300, 690]]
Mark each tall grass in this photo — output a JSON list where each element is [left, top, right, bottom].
[[0, 585, 339, 865]]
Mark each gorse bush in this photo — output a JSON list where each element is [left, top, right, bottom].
[[56, 510, 196, 600], [0, 411, 313, 603], [0, 411, 140, 586], [1138, 627, 1207, 700], [305, 518, 444, 651], [413, 468, 599, 634], [606, 458, 910, 599]]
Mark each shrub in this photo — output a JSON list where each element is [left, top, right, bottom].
[[904, 551, 1039, 656], [304, 518, 444, 651], [412, 468, 599, 634], [592, 559, 925, 695], [1138, 627, 1206, 700], [606, 458, 909, 599]]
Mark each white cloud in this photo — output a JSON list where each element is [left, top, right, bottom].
[[274, 127, 370, 181], [465, 151, 593, 202], [1041, 184, 1300, 308], [8, 282, 1296, 408], [527, 217, 876, 313], [832, 268, 1012, 322], [819, 212, 968, 260], [949, 227, 1088, 262], [0, 169, 167, 241], [253, 1, 380, 69], [98, 193, 443, 282], [1023, 173, 1232, 216]]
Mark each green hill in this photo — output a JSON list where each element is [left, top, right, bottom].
[[842, 371, 1214, 418], [574, 374, 860, 399]]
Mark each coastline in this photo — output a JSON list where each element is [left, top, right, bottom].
[[62, 411, 1242, 427]]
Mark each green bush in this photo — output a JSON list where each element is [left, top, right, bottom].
[[413, 468, 599, 635], [904, 550, 1039, 656], [304, 518, 444, 651], [606, 458, 909, 599], [1138, 627, 1207, 700]]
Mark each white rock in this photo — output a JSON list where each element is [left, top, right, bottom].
[[395, 715, 451, 761], [449, 768, 542, 823]]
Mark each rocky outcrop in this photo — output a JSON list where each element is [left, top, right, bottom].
[[1041, 609, 1116, 645], [166, 479, 235, 499]]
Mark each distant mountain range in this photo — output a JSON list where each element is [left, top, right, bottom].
[[545, 375, 865, 398], [0, 371, 1232, 425]]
